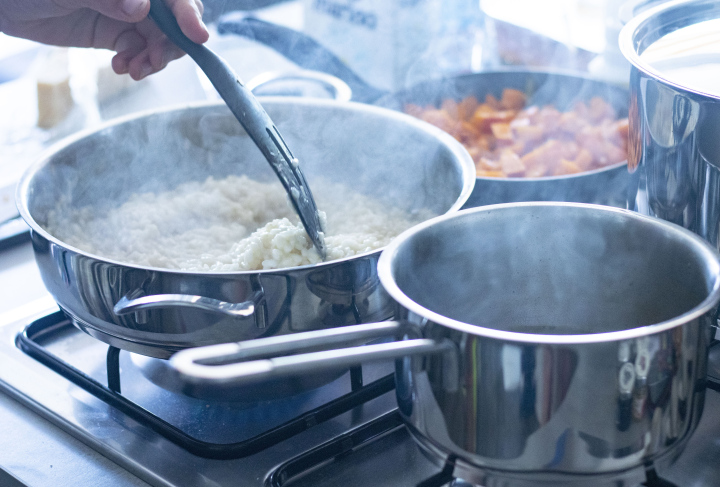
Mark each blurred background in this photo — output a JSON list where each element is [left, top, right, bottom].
[[0, 0, 662, 222]]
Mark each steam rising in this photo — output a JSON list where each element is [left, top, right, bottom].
[[393, 205, 709, 335], [27, 101, 468, 264]]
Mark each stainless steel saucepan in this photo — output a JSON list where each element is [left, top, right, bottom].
[[171, 202, 720, 485], [16, 99, 475, 359]]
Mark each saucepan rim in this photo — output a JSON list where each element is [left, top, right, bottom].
[[377, 201, 720, 345], [619, 0, 720, 101]]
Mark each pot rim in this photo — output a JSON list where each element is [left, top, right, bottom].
[[16, 98, 476, 275], [619, 0, 720, 100], [377, 201, 720, 345]]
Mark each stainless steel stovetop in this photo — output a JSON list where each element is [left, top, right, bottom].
[[2, 242, 720, 487]]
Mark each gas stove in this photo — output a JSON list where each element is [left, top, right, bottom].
[[2, 242, 720, 487]]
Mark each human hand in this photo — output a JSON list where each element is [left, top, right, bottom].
[[0, 0, 209, 80]]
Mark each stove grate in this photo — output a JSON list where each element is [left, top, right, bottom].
[[266, 409, 406, 487], [265, 410, 681, 487], [15, 310, 395, 460]]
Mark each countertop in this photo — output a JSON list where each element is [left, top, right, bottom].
[[0, 243, 150, 487]]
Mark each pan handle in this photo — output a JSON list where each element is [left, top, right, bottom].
[[216, 16, 388, 104], [246, 70, 353, 101], [169, 321, 450, 387], [113, 290, 264, 318]]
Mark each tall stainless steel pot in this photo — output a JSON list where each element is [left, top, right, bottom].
[[620, 0, 720, 250], [172, 203, 720, 486], [16, 99, 475, 359]]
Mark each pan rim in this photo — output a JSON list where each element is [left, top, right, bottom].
[[16, 98, 475, 275], [378, 201, 720, 345]]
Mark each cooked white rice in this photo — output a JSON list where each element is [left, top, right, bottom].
[[45, 175, 428, 271]]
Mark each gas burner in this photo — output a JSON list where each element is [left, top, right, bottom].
[[1, 306, 720, 486]]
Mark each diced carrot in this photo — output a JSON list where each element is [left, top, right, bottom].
[[477, 156, 502, 171], [558, 140, 580, 160], [573, 101, 589, 120], [575, 127, 609, 164], [521, 140, 561, 169], [573, 149, 593, 171], [555, 159, 582, 176], [458, 96, 479, 121], [538, 106, 562, 132], [470, 109, 516, 133], [441, 99, 459, 120], [454, 122, 482, 145], [404, 104, 425, 118], [491, 122, 513, 140], [499, 150, 525, 176], [421, 110, 457, 134], [599, 143, 627, 165], [466, 145, 489, 163], [494, 139, 525, 156], [402, 88, 628, 180], [485, 94, 501, 110], [500, 88, 527, 110], [476, 134, 493, 151], [476, 169, 506, 178], [512, 124, 545, 144], [525, 164, 548, 178], [588, 96, 616, 122], [558, 111, 589, 135]]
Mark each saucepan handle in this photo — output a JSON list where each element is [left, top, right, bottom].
[[169, 321, 449, 387], [216, 16, 388, 104], [113, 290, 264, 318], [246, 69, 353, 101]]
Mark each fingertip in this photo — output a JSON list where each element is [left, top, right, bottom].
[[134, 61, 154, 80], [182, 17, 210, 44], [173, 0, 210, 44], [190, 25, 210, 45], [127, 52, 155, 80], [120, 0, 151, 22], [111, 54, 130, 74]]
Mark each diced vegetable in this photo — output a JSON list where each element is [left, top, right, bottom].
[[405, 92, 628, 178]]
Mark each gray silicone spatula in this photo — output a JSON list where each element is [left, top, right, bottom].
[[148, 0, 326, 259]]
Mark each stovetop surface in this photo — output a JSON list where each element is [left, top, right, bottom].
[[2, 237, 720, 486], [0, 301, 418, 486], [3, 301, 720, 487]]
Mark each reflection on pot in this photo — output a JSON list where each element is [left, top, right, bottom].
[[621, 0, 720, 251], [305, 256, 393, 328]]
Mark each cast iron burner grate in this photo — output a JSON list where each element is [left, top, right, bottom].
[[265, 411, 679, 487], [15, 310, 395, 460]]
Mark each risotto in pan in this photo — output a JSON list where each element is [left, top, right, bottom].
[[46, 175, 426, 271]]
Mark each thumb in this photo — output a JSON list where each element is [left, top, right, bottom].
[[61, 0, 150, 23]]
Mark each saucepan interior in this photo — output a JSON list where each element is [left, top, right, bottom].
[[381, 202, 720, 341], [22, 98, 472, 236]]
